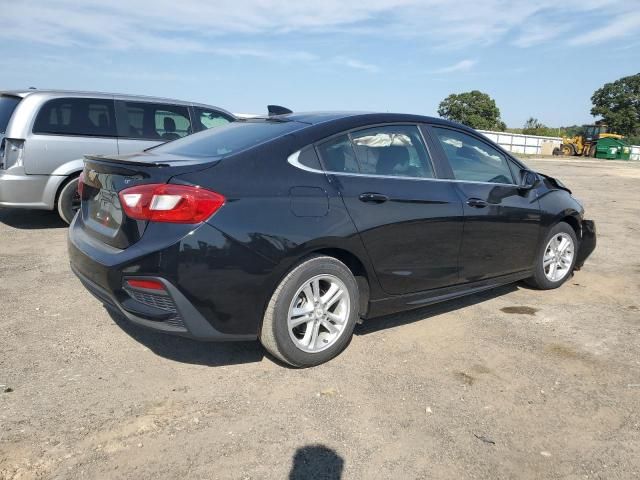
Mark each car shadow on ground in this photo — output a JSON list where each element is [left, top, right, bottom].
[[355, 283, 519, 336], [106, 308, 265, 367], [105, 283, 521, 367], [0, 208, 67, 229]]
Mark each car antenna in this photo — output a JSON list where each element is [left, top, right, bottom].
[[268, 105, 293, 116]]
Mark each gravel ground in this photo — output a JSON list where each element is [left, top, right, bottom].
[[1, 157, 639, 479]]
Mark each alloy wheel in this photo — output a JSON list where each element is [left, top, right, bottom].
[[543, 232, 575, 282], [287, 274, 351, 353]]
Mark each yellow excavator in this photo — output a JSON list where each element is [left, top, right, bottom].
[[555, 123, 626, 157]]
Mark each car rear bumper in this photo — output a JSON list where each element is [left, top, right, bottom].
[[68, 220, 259, 341], [0, 167, 52, 209], [575, 219, 596, 269]]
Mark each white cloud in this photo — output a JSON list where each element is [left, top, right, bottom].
[[433, 59, 477, 74], [1, 0, 639, 55], [333, 57, 380, 73], [569, 11, 640, 45]]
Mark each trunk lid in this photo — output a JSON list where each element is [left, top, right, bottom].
[[80, 152, 219, 249]]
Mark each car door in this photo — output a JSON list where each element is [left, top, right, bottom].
[[317, 124, 464, 295], [428, 126, 541, 282], [115, 100, 193, 154]]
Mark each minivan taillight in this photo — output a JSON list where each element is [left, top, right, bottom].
[[118, 184, 225, 223], [77, 171, 85, 198]]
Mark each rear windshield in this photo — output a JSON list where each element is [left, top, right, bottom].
[[0, 96, 21, 134], [152, 120, 305, 158]]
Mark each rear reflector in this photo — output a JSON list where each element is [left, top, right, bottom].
[[118, 184, 225, 223], [126, 279, 166, 291]]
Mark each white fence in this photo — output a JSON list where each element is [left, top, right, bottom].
[[478, 130, 562, 156], [631, 145, 640, 161]]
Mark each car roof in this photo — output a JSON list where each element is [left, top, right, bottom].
[[0, 89, 233, 115], [279, 111, 469, 129]]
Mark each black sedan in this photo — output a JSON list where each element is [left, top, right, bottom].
[[69, 110, 596, 367]]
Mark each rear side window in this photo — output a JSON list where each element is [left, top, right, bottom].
[[317, 134, 359, 173], [0, 96, 21, 134], [193, 107, 232, 132], [152, 120, 305, 158], [432, 127, 515, 184], [350, 125, 434, 178], [33, 98, 116, 137], [116, 101, 192, 141]]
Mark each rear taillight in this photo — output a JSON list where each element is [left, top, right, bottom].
[[77, 171, 85, 198], [118, 184, 225, 223], [2, 138, 25, 169]]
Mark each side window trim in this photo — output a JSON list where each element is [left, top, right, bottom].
[[430, 125, 517, 185]]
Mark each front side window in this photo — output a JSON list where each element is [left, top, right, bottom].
[[117, 101, 191, 141], [193, 107, 232, 131], [33, 98, 116, 137], [350, 125, 434, 178], [432, 127, 514, 184]]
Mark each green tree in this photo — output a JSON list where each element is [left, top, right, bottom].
[[591, 73, 640, 137], [523, 117, 544, 132], [437, 90, 505, 131]]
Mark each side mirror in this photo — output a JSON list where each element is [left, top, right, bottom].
[[519, 170, 540, 190]]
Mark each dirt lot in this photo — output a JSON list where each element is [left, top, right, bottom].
[[1, 157, 639, 479]]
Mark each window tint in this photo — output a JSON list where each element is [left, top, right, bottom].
[[193, 107, 232, 131], [33, 98, 116, 137], [117, 101, 191, 140], [350, 125, 433, 178], [317, 135, 359, 173], [152, 120, 305, 158], [0, 96, 21, 134], [296, 146, 322, 170], [432, 127, 515, 184]]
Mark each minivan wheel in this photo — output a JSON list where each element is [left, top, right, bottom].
[[526, 222, 578, 290], [57, 176, 81, 224], [260, 256, 359, 367]]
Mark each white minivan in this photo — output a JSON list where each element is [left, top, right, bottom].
[[0, 89, 234, 222]]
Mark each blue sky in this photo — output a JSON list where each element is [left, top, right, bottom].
[[2, 0, 639, 127]]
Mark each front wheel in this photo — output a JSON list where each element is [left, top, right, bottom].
[[57, 176, 81, 224], [526, 222, 578, 290], [260, 256, 359, 367]]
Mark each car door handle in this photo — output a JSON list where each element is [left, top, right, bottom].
[[359, 193, 389, 204], [466, 198, 488, 208]]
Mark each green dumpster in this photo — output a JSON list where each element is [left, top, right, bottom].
[[595, 137, 631, 160]]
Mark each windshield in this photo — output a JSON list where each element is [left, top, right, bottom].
[[0, 96, 21, 134], [152, 120, 306, 158]]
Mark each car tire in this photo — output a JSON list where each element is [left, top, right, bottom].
[[260, 255, 359, 367], [57, 176, 81, 224], [526, 222, 578, 290]]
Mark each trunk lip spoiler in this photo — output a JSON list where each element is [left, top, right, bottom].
[[83, 154, 219, 168]]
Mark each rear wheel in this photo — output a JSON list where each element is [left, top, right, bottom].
[[57, 176, 81, 224], [588, 144, 597, 157], [260, 256, 359, 367], [526, 222, 577, 290]]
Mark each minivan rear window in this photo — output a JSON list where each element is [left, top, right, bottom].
[[33, 98, 117, 137], [0, 96, 21, 134], [152, 120, 305, 158]]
